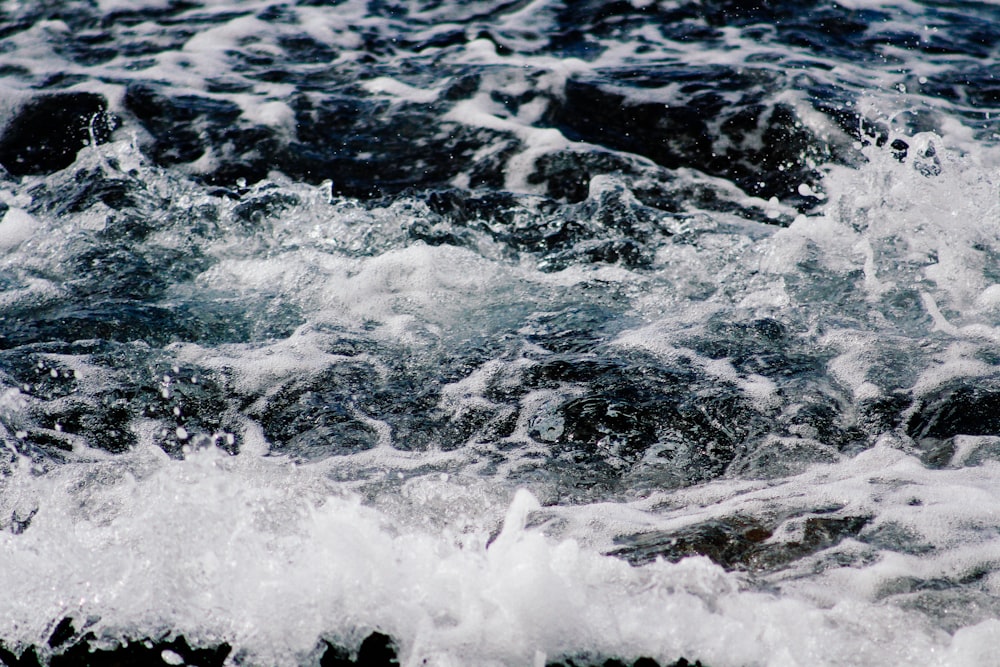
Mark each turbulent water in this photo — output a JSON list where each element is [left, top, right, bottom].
[[2, 1, 1000, 665]]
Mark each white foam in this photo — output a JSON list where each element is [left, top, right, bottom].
[[4, 442, 1000, 666], [362, 77, 440, 104], [0, 207, 35, 252], [237, 98, 296, 133], [96, 0, 172, 11]]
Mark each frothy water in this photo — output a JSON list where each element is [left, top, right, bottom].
[[4, 436, 1000, 666], [3, 1, 1000, 665]]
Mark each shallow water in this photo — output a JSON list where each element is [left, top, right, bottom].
[[2, 1, 1000, 665]]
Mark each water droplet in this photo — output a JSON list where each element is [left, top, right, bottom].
[[161, 649, 184, 666]]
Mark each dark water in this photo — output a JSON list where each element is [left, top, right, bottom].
[[2, 1, 1000, 665]]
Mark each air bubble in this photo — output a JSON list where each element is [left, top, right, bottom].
[[766, 196, 781, 219], [161, 649, 184, 666]]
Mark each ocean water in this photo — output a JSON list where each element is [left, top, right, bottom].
[[2, 1, 1000, 665]]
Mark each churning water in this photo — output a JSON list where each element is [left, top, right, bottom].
[[2, 1, 1000, 665]]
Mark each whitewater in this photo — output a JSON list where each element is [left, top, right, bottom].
[[2, 1, 1000, 665]]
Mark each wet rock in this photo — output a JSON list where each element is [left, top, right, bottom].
[[611, 512, 871, 572], [321, 632, 399, 667], [423, 189, 542, 228], [555, 76, 714, 175], [0, 643, 41, 667], [539, 238, 651, 271], [0, 625, 403, 667], [525, 352, 765, 485], [521, 305, 623, 355], [124, 83, 256, 169], [907, 379, 1000, 467], [610, 516, 773, 569], [761, 514, 872, 569], [0, 342, 245, 459], [0, 93, 116, 176], [728, 435, 842, 479], [250, 363, 384, 458], [0, 624, 232, 667], [51, 635, 231, 667], [552, 70, 838, 203], [231, 190, 302, 228], [1, 301, 229, 350], [856, 392, 912, 436], [527, 150, 644, 203], [687, 316, 808, 374], [859, 521, 934, 555], [548, 657, 703, 667]]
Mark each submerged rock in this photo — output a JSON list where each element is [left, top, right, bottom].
[[0, 630, 704, 667], [320, 632, 399, 667], [0, 627, 402, 667], [0, 632, 230, 667], [0, 93, 116, 176], [547, 657, 704, 667], [611, 512, 872, 572]]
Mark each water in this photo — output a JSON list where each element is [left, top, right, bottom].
[[2, 1, 1000, 665]]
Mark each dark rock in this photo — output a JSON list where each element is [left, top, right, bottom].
[[521, 305, 622, 355], [50, 635, 230, 667], [859, 521, 934, 555], [250, 363, 384, 458], [320, 632, 399, 667], [0, 93, 116, 176], [611, 512, 871, 572], [0, 644, 41, 667], [546, 656, 703, 667], [555, 76, 713, 174], [610, 516, 773, 569], [527, 150, 643, 203], [907, 379, 1000, 443], [47, 620, 74, 650], [123, 83, 243, 166], [539, 239, 651, 271], [524, 351, 766, 486], [0, 629, 233, 667], [0, 342, 246, 459], [551, 69, 841, 203], [769, 514, 872, 567]]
